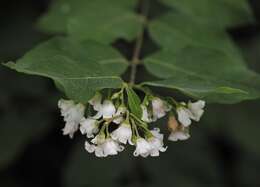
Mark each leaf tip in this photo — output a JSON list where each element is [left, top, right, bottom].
[[2, 61, 16, 69]]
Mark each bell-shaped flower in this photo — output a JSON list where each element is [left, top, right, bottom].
[[91, 135, 124, 157], [113, 106, 127, 124], [151, 97, 171, 121], [92, 100, 116, 119], [133, 138, 152, 157], [111, 121, 133, 144], [176, 103, 194, 127], [80, 117, 99, 138], [89, 93, 102, 111], [148, 128, 167, 157], [188, 100, 205, 121], [141, 105, 152, 123], [101, 138, 124, 157], [58, 99, 85, 138], [177, 100, 205, 126], [168, 126, 190, 141]]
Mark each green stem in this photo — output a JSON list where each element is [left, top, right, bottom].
[[129, 0, 150, 85]]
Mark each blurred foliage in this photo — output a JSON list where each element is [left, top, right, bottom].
[[0, 0, 260, 187]]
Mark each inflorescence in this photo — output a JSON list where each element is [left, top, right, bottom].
[[58, 85, 205, 158]]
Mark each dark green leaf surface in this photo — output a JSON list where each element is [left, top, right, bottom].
[[38, 0, 142, 43], [126, 87, 143, 118], [160, 0, 254, 28], [144, 47, 260, 103], [4, 37, 128, 103], [149, 12, 245, 63]]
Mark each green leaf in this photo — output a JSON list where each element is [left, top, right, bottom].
[[38, 0, 142, 43], [160, 0, 254, 28], [126, 87, 143, 118], [143, 47, 260, 104], [4, 37, 128, 103], [149, 12, 245, 63]]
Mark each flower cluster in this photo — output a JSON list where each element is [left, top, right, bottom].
[[58, 86, 205, 158]]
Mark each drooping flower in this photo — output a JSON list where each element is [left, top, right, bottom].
[[177, 100, 205, 126], [101, 138, 124, 157], [168, 126, 190, 141], [111, 121, 132, 144], [141, 105, 152, 123], [89, 93, 102, 111], [188, 100, 205, 121], [91, 134, 124, 157], [133, 138, 152, 157], [148, 128, 167, 156], [80, 117, 99, 138], [176, 105, 194, 127], [58, 99, 85, 138], [113, 106, 127, 124], [101, 100, 116, 119], [152, 97, 171, 121]]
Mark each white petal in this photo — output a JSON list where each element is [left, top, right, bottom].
[[101, 100, 116, 119], [177, 107, 193, 127], [85, 141, 96, 153], [89, 93, 102, 111], [152, 97, 166, 120], [62, 121, 78, 138], [58, 99, 85, 138], [102, 139, 124, 156], [95, 146, 105, 157], [148, 128, 167, 157], [188, 100, 205, 121], [133, 138, 152, 157], [80, 118, 99, 138], [168, 127, 190, 142], [111, 122, 132, 144]]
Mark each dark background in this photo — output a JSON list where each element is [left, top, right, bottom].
[[0, 0, 260, 186]]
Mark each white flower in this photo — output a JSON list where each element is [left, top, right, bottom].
[[101, 100, 116, 119], [58, 99, 85, 138], [168, 126, 190, 141], [176, 105, 194, 127], [101, 138, 124, 157], [177, 100, 205, 126], [188, 100, 205, 121], [111, 121, 132, 144], [93, 100, 116, 119], [91, 135, 124, 157], [133, 138, 152, 157], [89, 93, 102, 111], [79, 117, 99, 138], [152, 97, 171, 121], [141, 105, 152, 123], [113, 106, 127, 124], [148, 128, 167, 157]]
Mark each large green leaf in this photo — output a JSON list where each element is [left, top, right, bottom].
[[149, 12, 245, 63], [4, 37, 128, 103], [143, 47, 260, 104], [160, 0, 254, 28], [38, 0, 142, 43]]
